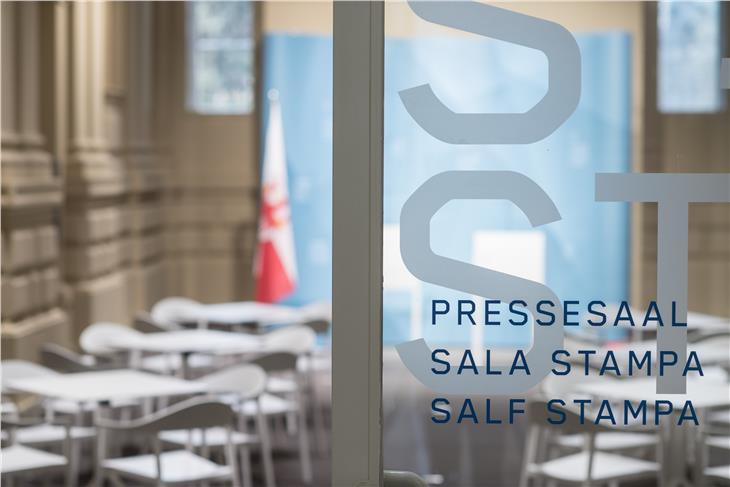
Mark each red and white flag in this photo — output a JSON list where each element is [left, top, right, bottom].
[[254, 90, 297, 303]]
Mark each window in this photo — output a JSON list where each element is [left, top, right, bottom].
[[657, 0, 725, 113], [187, 1, 255, 114]]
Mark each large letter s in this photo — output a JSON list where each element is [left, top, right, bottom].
[[397, 171, 564, 395]]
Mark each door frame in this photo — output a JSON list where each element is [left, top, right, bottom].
[[331, 2, 384, 485]]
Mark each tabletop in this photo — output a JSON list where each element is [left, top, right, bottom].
[[109, 329, 264, 354], [196, 301, 301, 326], [577, 376, 730, 409], [4, 369, 206, 403], [607, 338, 730, 363], [193, 300, 331, 327]]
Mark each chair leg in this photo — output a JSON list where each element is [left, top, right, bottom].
[[67, 441, 79, 487], [297, 408, 313, 484], [311, 388, 327, 455], [226, 442, 241, 487], [257, 409, 276, 487], [286, 411, 297, 435], [239, 446, 253, 487]]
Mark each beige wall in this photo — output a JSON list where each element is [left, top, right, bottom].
[[155, 3, 259, 304]]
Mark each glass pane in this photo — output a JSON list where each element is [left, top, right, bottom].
[[658, 1, 724, 113], [187, 1, 254, 114], [383, 2, 729, 486]]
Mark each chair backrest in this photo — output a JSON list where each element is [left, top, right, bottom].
[[1, 360, 59, 392], [199, 364, 267, 399], [303, 319, 330, 335], [249, 352, 298, 374], [134, 311, 180, 333], [98, 397, 235, 434], [264, 325, 316, 355], [150, 297, 202, 327], [79, 322, 142, 356], [40, 343, 96, 373]]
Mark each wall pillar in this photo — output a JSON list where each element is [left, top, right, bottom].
[[125, 3, 164, 313], [63, 2, 129, 339], [1, 2, 69, 360]]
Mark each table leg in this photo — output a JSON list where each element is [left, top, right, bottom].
[[181, 351, 192, 379], [92, 401, 110, 487]]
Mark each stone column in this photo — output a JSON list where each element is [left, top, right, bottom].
[[63, 2, 130, 339], [125, 2, 164, 313], [1, 2, 69, 360]]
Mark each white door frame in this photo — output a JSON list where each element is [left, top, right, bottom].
[[332, 2, 384, 485]]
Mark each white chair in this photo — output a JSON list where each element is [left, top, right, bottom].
[[247, 351, 313, 484], [151, 296, 206, 329], [134, 311, 182, 333], [80, 322, 202, 376], [705, 465, 730, 483], [40, 343, 98, 373], [697, 432, 730, 485], [520, 399, 658, 487], [97, 398, 240, 486], [159, 363, 276, 487], [1, 360, 96, 483], [1, 417, 71, 487], [79, 322, 143, 359], [263, 325, 328, 454]]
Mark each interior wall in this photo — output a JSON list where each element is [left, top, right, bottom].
[[156, 2, 259, 304]]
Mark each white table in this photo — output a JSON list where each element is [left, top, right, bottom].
[[191, 301, 331, 329], [578, 376, 730, 409], [4, 368, 205, 403], [6, 369, 206, 487], [577, 376, 730, 487], [195, 302, 301, 327], [108, 329, 267, 377], [608, 339, 730, 368]]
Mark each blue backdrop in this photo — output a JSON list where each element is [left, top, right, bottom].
[[261, 32, 632, 347]]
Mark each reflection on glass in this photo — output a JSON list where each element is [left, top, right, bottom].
[[658, 0, 724, 113]]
